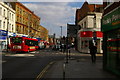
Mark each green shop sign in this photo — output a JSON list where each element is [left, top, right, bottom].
[[102, 7, 120, 32]]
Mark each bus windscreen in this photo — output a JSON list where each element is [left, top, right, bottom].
[[25, 40, 38, 46], [12, 37, 22, 44]]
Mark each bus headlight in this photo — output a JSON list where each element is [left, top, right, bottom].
[[13, 45, 22, 49]]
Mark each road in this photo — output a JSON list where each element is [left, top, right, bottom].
[[2, 49, 65, 79], [2, 48, 103, 79]]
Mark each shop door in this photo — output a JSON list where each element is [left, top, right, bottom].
[[106, 29, 120, 72], [0, 41, 6, 51]]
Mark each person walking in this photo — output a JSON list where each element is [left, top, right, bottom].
[[89, 43, 97, 63]]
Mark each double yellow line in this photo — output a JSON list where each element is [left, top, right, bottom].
[[35, 61, 55, 80]]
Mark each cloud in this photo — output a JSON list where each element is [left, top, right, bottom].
[[23, 2, 77, 37], [18, 0, 103, 3], [18, 0, 84, 2]]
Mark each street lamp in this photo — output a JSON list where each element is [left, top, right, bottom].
[[6, 6, 9, 52], [60, 26, 62, 38], [60, 26, 63, 52], [93, 14, 97, 45]]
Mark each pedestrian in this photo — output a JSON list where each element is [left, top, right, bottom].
[[63, 44, 66, 53], [89, 43, 97, 63]]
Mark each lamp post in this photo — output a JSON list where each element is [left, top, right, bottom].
[[60, 26, 62, 52], [6, 7, 9, 52], [93, 15, 97, 45], [60, 26, 62, 38]]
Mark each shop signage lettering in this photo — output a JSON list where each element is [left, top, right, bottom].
[[0, 36, 7, 40], [0, 30, 7, 36], [103, 14, 120, 25], [102, 7, 120, 32]]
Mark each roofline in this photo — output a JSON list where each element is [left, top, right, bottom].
[[16, 2, 40, 20]]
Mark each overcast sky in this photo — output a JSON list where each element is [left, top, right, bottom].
[[18, 0, 102, 38]]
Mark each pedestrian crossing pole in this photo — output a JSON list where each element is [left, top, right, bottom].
[[63, 63, 66, 80], [6, 7, 9, 52], [93, 31, 97, 45], [66, 37, 68, 63]]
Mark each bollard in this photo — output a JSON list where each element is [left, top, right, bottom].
[[68, 49, 71, 59], [66, 51, 68, 63], [63, 63, 66, 80]]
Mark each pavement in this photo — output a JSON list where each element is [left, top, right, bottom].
[[40, 49, 119, 80]]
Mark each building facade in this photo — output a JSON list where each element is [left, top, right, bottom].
[[39, 25, 48, 42], [0, 2, 15, 50], [76, 2, 103, 53], [102, 1, 120, 76], [67, 24, 80, 48], [11, 2, 40, 38]]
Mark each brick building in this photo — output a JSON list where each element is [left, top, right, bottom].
[[39, 25, 48, 41], [11, 2, 40, 38], [76, 2, 103, 53]]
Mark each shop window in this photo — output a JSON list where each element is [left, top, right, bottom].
[[85, 40, 88, 48], [106, 30, 120, 70], [81, 41, 84, 48]]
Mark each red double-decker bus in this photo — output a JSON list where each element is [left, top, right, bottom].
[[10, 37, 39, 52]]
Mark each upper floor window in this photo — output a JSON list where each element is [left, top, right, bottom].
[[9, 23, 11, 31], [17, 6, 19, 12], [84, 21, 86, 28], [0, 7, 2, 15], [105, 0, 114, 9], [19, 8, 22, 14], [0, 20, 2, 28], [12, 14, 14, 21], [3, 9, 6, 16], [106, 0, 114, 5], [10, 13, 11, 20], [3, 21, 5, 29], [81, 23, 83, 28], [12, 25, 14, 31]]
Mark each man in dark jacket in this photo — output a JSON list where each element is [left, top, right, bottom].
[[89, 43, 97, 63]]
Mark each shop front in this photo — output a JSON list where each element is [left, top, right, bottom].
[[0, 30, 7, 51], [77, 30, 103, 53], [102, 6, 120, 76], [0, 30, 17, 51]]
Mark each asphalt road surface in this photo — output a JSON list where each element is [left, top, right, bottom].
[[2, 49, 65, 79], [2, 48, 103, 79]]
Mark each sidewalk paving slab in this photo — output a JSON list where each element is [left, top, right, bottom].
[[43, 59, 119, 79]]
